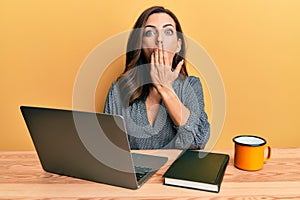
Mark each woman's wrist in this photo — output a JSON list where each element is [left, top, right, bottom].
[[155, 84, 174, 100]]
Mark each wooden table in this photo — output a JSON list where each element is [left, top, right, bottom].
[[0, 148, 299, 199]]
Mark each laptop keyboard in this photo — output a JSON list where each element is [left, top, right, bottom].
[[134, 166, 152, 181]]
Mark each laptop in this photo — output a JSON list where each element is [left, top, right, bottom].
[[20, 106, 168, 189]]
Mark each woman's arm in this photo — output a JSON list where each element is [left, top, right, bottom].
[[150, 45, 210, 149], [156, 76, 210, 149], [173, 76, 210, 149], [155, 85, 190, 126], [150, 43, 189, 126]]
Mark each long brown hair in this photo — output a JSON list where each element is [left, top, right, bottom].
[[117, 6, 188, 105]]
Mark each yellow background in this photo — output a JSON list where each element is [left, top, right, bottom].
[[1, 0, 299, 150]]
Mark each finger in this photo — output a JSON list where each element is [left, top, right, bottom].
[[158, 42, 164, 65], [174, 59, 184, 74], [154, 48, 159, 65], [163, 44, 171, 68], [150, 52, 158, 85], [151, 51, 158, 74], [151, 51, 155, 65]]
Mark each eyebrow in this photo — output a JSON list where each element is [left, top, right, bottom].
[[144, 24, 175, 28], [163, 24, 174, 28]]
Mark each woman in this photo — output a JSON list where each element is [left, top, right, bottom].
[[104, 6, 210, 149]]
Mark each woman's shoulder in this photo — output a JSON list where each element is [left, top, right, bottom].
[[186, 75, 201, 82], [107, 81, 121, 95], [173, 76, 203, 96], [109, 81, 118, 90], [178, 75, 202, 87]]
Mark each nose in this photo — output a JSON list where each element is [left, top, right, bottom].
[[156, 29, 163, 45]]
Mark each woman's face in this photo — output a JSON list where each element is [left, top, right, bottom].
[[142, 13, 182, 63]]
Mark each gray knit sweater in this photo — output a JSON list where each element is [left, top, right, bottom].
[[104, 76, 210, 149]]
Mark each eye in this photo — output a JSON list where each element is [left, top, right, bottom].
[[144, 30, 155, 37], [165, 29, 174, 36]]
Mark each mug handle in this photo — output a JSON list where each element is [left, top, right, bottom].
[[264, 145, 272, 162]]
